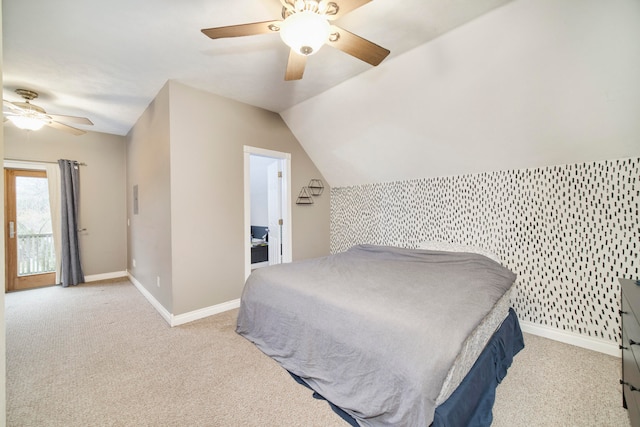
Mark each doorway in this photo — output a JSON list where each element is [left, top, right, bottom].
[[244, 146, 292, 280], [4, 168, 57, 291]]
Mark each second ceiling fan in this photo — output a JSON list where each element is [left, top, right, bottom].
[[201, 0, 390, 81]]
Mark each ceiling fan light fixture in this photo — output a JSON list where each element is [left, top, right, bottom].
[[280, 10, 330, 56], [7, 115, 48, 131]]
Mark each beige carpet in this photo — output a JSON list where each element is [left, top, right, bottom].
[[5, 280, 631, 426]]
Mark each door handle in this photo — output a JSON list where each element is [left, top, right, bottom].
[[9, 221, 15, 239]]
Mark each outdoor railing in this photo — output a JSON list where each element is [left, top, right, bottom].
[[18, 233, 56, 276]]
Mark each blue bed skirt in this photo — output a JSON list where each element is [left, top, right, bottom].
[[290, 308, 524, 427]]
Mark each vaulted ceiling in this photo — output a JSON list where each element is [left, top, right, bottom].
[[3, 0, 512, 136]]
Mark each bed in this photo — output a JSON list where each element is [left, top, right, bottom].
[[236, 244, 524, 426]]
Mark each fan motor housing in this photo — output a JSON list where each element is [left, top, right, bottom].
[[15, 88, 39, 101]]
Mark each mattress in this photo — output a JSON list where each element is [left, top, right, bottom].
[[416, 240, 513, 405], [436, 288, 512, 405], [297, 307, 524, 427], [237, 245, 517, 426]]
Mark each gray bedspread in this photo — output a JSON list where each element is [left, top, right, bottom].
[[236, 245, 516, 426]]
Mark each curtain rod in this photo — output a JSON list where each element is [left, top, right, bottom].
[[4, 158, 87, 166]]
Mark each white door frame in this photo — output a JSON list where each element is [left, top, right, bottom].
[[266, 161, 282, 265], [243, 146, 292, 280]]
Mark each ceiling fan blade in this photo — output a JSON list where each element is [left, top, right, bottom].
[[328, 0, 372, 20], [48, 114, 93, 126], [47, 121, 86, 136], [201, 20, 283, 39], [285, 50, 307, 81], [3, 100, 26, 113], [328, 25, 390, 66]]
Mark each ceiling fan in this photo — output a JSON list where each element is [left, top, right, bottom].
[[201, 0, 390, 80], [3, 89, 94, 136]]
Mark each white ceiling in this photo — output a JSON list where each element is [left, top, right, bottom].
[[2, 0, 512, 136]]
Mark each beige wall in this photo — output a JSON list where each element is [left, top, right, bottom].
[[127, 80, 330, 316], [126, 83, 173, 312], [169, 81, 330, 314], [3, 125, 127, 278]]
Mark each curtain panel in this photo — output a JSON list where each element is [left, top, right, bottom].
[[58, 159, 84, 287]]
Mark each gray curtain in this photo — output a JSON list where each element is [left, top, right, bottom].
[[59, 159, 84, 287]]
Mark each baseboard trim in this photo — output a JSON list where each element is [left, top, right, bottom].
[[125, 273, 619, 353], [125, 272, 621, 357], [120, 276, 623, 354], [171, 299, 241, 327], [519, 319, 619, 357], [85, 271, 128, 282], [127, 273, 240, 327], [127, 273, 173, 325]]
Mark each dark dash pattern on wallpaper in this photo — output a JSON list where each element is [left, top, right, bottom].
[[330, 157, 639, 343]]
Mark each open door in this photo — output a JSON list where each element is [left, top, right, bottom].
[[244, 146, 292, 280]]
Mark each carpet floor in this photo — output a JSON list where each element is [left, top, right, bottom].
[[5, 280, 631, 426]]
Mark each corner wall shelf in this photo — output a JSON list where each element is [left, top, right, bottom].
[[308, 179, 324, 196], [296, 187, 314, 205]]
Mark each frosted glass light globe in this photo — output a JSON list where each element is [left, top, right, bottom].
[[280, 11, 330, 56], [7, 115, 47, 131]]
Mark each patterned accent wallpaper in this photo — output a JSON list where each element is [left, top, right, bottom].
[[330, 157, 639, 343]]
